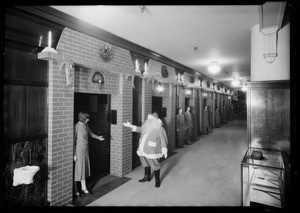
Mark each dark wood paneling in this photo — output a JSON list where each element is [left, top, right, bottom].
[[4, 6, 50, 207], [4, 85, 48, 139], [5, 8, 63, 51], [132, 77, 143, 169], [5, 46, 48, 82], [247, 81, 290, 154]]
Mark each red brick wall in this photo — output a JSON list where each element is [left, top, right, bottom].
[[42, 26, 219, 206], [47, 59, 74, 206], [43, 27, 135, 206]]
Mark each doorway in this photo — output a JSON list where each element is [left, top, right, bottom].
[[175, 86, 180, 148], [185, 98, 190, 110], [74, 93, 111, 189], [132, 77, 142, 169], [197, 90, 201, 136], [152, 96, 163, 116]]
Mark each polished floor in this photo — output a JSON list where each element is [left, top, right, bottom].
[[87, 112, 248, 207]]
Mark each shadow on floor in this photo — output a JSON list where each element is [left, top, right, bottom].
[[72, 175, 131, 206], [72, 151, 177, 206], [160, 150, 177, 163]]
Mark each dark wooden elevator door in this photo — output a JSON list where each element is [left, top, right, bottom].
[[74, 93, 111, 179], [152, 96, 163, 116], [132, 77, 143, 169]]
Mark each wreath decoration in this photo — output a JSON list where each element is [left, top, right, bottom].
[[161, 65, 168, 78], [99, 43, 113, 62]]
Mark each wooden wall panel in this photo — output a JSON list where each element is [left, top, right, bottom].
[[248, 81, 290, 154], [4, 85, 47, 139], [4, 46, 48, 82]]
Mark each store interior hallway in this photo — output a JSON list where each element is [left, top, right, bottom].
[[83, 111, 248, 207]]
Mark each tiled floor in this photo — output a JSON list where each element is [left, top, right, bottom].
[[86, 113, 248, 207]]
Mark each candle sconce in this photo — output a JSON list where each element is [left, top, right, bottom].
[[42, 31, 57, 53], [92, 71, 105, 89], [61, 59, 74, 89]]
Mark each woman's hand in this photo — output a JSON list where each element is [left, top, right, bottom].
[[98, 136, 105, 141]]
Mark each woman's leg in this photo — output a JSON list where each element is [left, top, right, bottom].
[[81, 180, 90, 194]]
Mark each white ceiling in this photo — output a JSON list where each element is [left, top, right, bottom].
[[51, 5, 260, 89]]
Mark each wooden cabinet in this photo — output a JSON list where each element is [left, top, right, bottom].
[[241, 80, 290, 209], [241, 148, 286, 208]]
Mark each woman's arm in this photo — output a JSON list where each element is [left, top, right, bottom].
[[88, 127, 105, 141]]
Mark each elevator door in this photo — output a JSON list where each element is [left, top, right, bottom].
[[74, 93, 111, 179], [152, 96, 163, 116], [175, 86, 180, 148], [132, 77, 142, 169]]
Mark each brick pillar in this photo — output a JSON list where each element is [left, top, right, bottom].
[[47, 58, 74, 206], [110, 74, 133, 177]]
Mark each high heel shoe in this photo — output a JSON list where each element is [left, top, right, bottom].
[[74, 192, 81, 198], [81, 189, 91, 195]]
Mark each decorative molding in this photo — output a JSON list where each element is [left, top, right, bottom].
[[146, 78, 155, 85], [126, 74, 136, 89], [91, 70, 106, 89], [126, 74, 133, 82], [247, 80, 290, 89], [60, 58, 74, 89], [261, 27, 279, 63]]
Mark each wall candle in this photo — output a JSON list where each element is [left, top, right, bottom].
[[135, 60, 139, 70], [48, 31, 52, 47]]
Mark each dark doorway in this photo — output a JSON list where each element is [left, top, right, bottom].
[[203, 98, 207, 133], [185, 98, 190, 110], [74, 93, 111, 188], [197, 90, 201, 136], [152, 96, 163, 116], [175, 86, 180, 148], [132, 77, 143, 169], [203, 98, 207, 110]]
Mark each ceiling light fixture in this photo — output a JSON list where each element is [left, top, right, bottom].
[[208, 61, 221, 74], [231, 77, 240, 87], [140, 6, 145, 13], [241, 84, 247, 92]]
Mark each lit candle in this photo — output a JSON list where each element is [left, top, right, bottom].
[[135, 60, 139, 70], [48, 31, 52, 47]]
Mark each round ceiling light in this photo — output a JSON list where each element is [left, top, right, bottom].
[[208, 61, 221, 74], [231, 77, 240, 87]]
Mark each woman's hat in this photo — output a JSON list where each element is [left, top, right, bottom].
[[78, 112, 90, 123], [250, 150, 265, 160]]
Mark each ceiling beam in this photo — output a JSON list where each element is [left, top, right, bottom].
[[258, 2, 287, 31], [11, 5, 229, 89]]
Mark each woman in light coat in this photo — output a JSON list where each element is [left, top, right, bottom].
[[74, 112, 104, 197]]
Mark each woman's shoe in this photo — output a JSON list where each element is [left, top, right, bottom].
[[74, 192, 80, 198], [82, 189, 90, 195]]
